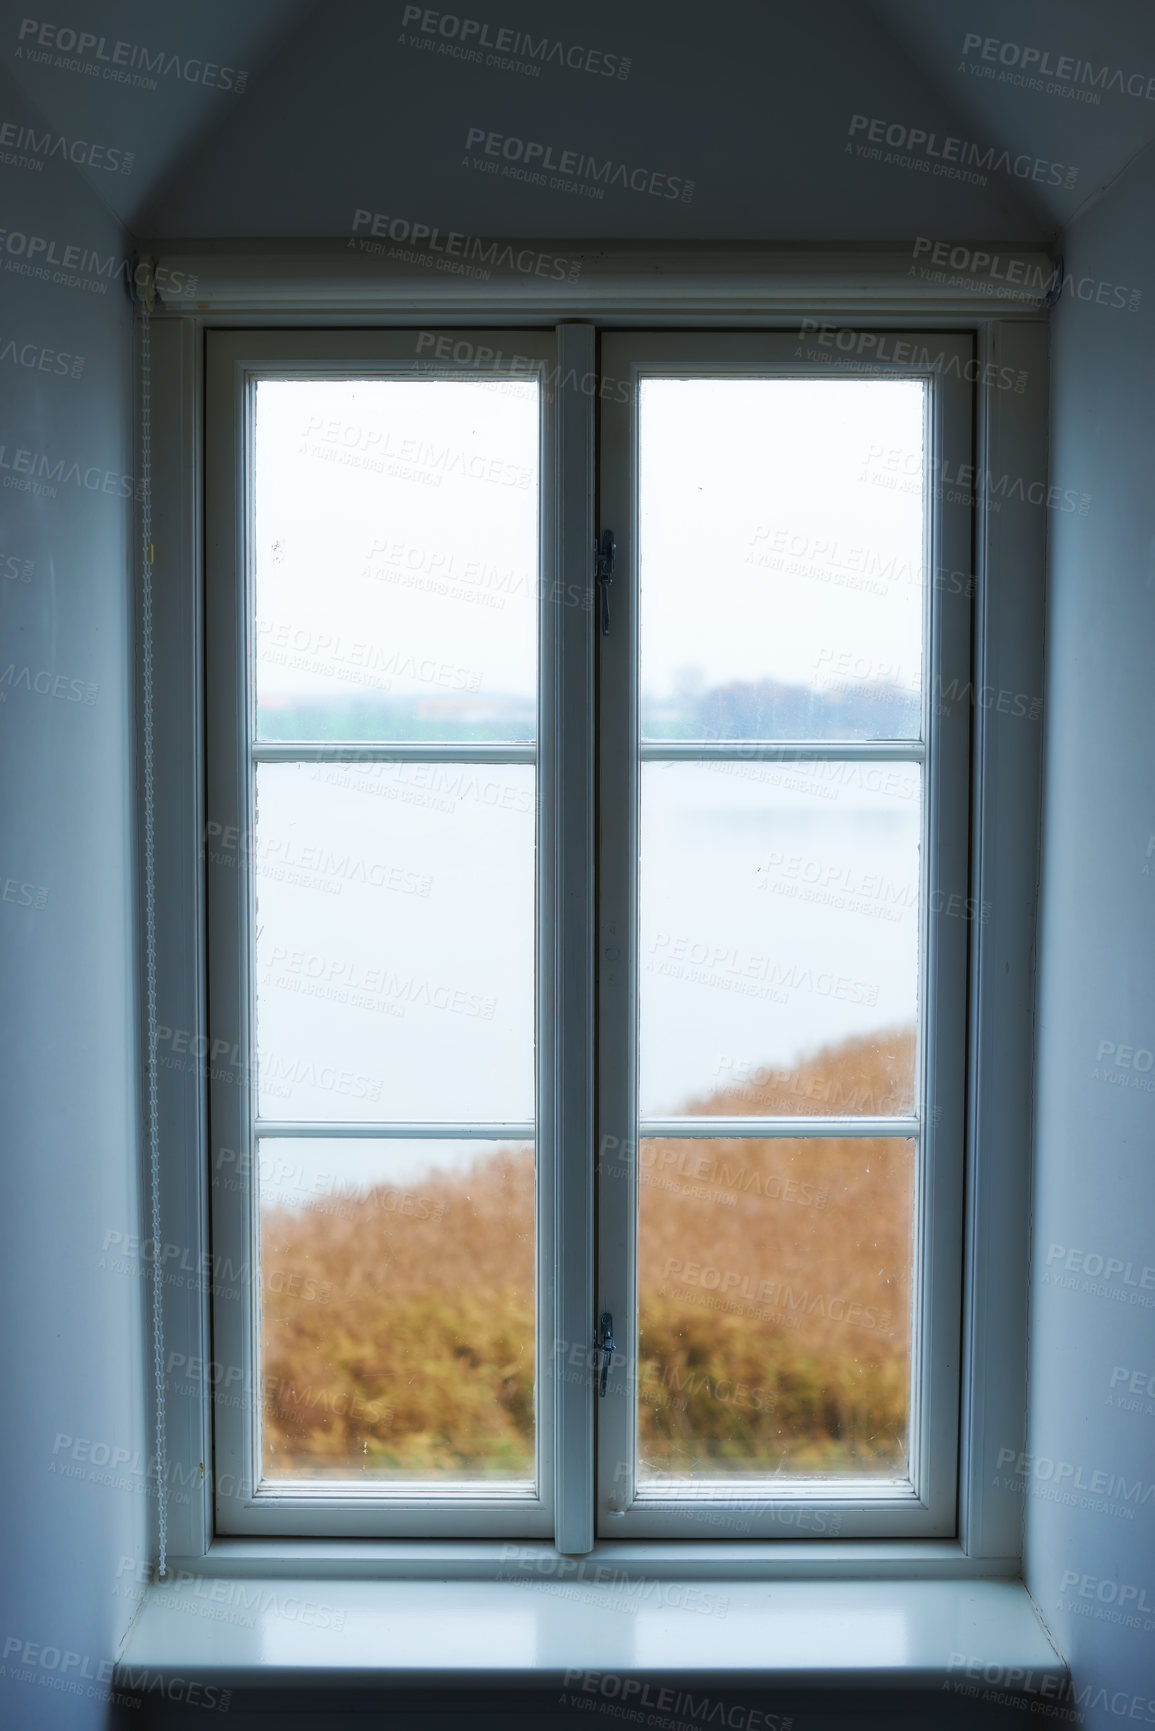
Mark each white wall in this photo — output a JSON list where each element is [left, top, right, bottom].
[[0, 66, 147, 1731], [1027, 146, 1155, 1726]]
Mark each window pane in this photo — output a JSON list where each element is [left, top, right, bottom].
[[252, 761, 535, 1121], [639, 761, 920, 1117], [253, 378, 539, 742], [258, 1139, 535, 1482], [637, 379, 925, 740], [636, 1136, 914, 1483]]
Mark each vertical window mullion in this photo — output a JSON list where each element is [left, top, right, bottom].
[[595, 347, 640, 1527], [550, 323, 599, 1554]]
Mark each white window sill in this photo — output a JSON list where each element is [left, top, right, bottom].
[[118, 1574, 1064, 1692], [143, 1537, 1022, 1581]]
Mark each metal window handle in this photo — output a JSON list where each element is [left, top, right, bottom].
[[595, 1311, 616, 1397], [595, 530, 616, 636]]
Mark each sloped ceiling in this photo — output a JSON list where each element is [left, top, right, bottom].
[[4, 0, 1154, 242], [874, 0, 1155, 232]]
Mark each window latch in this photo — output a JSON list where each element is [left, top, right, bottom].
[[595, 1310, 616, 1397], [595, 530, 616, 637]]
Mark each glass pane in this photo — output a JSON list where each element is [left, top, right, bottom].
[[253, 378, 539, 741], [637, 1136, 914, 1482], [638, 378, 925, 740], [252, 761, 535, 1121], [639, 761, 920, 1117], [259, 1139, 535, 1481]]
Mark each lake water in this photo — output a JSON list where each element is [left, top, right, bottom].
[[253, 756, 920, 1198]]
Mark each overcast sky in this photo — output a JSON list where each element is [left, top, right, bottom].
[[253, 374, 926, 717]]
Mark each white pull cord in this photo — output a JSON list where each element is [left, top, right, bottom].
[[136, 264, 168, 1579]]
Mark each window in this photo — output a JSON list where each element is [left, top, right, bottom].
[[204, 324, 975, 1544], [595, 336, 971, 1541]]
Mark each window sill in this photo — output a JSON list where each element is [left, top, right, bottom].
[[149, 1537, 1021, 1581], [117, 1572, 1063, 1692]]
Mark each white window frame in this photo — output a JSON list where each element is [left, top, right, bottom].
[[595, 332, 971, 1540], [204, 330, 575, 1538], [139, 245, 1047, 1577]]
